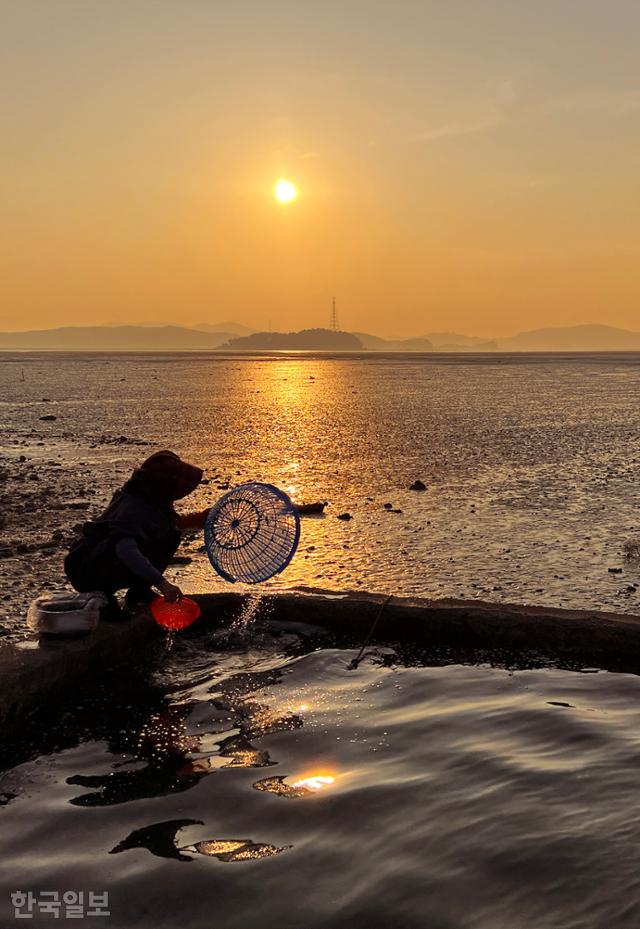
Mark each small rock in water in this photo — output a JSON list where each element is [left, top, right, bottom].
[[39, 414, 57, 421], [608, 567, 623, 574], [409, 480, 427, 491], [383, 503, 393, 510], [337, 513, 352, 521]]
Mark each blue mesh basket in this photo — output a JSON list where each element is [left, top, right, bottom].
[[204, 483, 300, 584]]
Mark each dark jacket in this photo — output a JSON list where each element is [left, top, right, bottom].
[[64, 451, 202, 594]]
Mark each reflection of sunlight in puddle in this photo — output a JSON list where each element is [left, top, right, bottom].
[[187, 839, 289, 862], [291, 774, 335, 791], [253, 773, 336, 799]]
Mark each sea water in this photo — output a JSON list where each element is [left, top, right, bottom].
[[1, 351, 640, 636], [1, 631, 640, 928]]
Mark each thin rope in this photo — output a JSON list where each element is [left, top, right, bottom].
[[347, 594, 393, 670]]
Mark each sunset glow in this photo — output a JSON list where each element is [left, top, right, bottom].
[[2, 3, 639, 338]]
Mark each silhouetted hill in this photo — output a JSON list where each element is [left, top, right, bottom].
[[223, 328, 363, 350], [495, 325, 640, 352], [353, 332, 434, 351], [192, 320, 255, 335], [424, 332, 489, 348], [3, 322, 639, 353], [0, 326, 233, 351], [351, 332, 389, 349], [435, 340, 499, 352], [392, 337, 434, 351]]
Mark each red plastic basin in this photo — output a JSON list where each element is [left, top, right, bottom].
[[150, 596, 201, 630]]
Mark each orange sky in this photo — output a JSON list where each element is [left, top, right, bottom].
[[1, 1, 639, 338]]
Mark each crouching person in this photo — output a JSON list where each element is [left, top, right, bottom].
[[64, 450, 208, 617]]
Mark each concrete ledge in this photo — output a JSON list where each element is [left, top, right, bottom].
[[0, 611, 156, 730], [196, 587, 640, 672], [2, 589, 640, 734]]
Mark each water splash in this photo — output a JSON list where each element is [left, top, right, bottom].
[[211, 592, 272, 648], [230, 592, 265, 633]]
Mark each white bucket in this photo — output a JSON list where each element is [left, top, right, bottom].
[[27, 592, 107, 637]]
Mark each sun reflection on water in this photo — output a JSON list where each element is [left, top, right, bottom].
[[291, 775, 335, 791]]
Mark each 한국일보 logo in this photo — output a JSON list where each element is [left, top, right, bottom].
[[10, 890, 110, 919]]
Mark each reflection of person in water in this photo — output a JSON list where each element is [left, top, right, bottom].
[[64, 450, 209, 612], [66, 669, 303, 807], [110, 818, 289, 863], [67, 707, 208, 806]]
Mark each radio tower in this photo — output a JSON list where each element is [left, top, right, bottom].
[[330, 296, 338, 332]]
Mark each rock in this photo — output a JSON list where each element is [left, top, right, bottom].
[[608, 567, 623, 574], [297, 502, 326, 515], [337, 513, 352, 521], [409, 480, 427, 491], [39, 415, 57, 421], [383, 503, 393, 510]]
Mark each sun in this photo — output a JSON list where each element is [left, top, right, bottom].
[[274, 178, 298, 204]]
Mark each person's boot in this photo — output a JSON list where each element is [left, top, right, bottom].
[[100, 593, 130, 623]]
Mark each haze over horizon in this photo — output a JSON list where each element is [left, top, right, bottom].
[[2, 1, 639, 338]]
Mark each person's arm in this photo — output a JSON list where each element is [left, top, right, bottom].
[[176, 508, 210, 532], [115, 537, 182, 601]]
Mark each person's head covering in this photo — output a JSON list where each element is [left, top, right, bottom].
[[133, 450, 203, 501]]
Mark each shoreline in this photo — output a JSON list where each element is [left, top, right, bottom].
[[2, 587, 640, 734], [3, 349, 640, 362]]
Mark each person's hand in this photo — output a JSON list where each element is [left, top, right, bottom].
[[159, 579, 183, 603]]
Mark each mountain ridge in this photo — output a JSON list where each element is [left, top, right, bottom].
[[494, 324, 640, 352], [0, 325, 233, 351], [1, 322, 640, 352]]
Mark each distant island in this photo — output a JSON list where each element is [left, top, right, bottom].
[[352, 332, 435, 352], [222, 328, 363, 351], [1, 322, 640, 353]]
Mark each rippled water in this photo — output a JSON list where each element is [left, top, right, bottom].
[[1, 351, 640, 620], [2, 628, 640, 928]]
